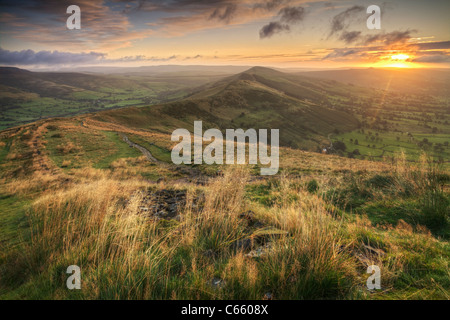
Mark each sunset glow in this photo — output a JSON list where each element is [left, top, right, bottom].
[[384, 62, 411, 68], [0, 1, 448, 69], [391, 54, 410, 61]]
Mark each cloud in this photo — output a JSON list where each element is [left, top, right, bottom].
[[110, 54, 178, 62], [322, 48, 361, 60], [253, 0, 290, 12], [1, 0, 319, 43], [143, 0, 277, 36], [279, 6, 305, 23], [133, 1, 314, 37], [209, 3, 238, 23], [0, 47, 105, 65], [184, 54, 203, 60], [124, 0, 238, 12], [327, 4, 417, 49], [413, 54, 450, 63], [328, 5, 364, 38], [339, 31, 361, 44], [259, 21, 290, 38], [336, 29, 416, 46], [259, 5, 306, 39], [0, 47, 203, 65], [363, 30, 416, 46], [321, 37, 450, 64], [415, 41, 450, 50], [0, 0, 151, 51]]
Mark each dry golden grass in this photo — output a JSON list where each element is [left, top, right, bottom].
[[6, 166, 362, 299], [56, 141, 81, 154], [0, 117, 448, 300]]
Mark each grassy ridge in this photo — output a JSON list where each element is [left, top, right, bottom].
[[0, 118, 448, 299], [93, 67, 365, 150]]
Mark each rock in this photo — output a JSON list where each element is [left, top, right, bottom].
[[239, 210, 255, 222], [245, 243, 273, 258], [155, 210, 168, 218], [263, 292, 273, 300], [135, 188, 203, 221], [211, 277, 224, 289], [232, 238, 254, 252]]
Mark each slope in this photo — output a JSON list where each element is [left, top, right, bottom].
[[92, 66, 367, 150]]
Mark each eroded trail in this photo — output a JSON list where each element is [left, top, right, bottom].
[[80, 117, 211, 184], [28, 123, 61, 174], [118, 132, 159, 163], [118, 132, 209, 185]]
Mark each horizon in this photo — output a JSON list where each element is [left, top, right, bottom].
[[3, 64, 450, 74]]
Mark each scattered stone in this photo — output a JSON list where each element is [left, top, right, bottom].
[[137, 188, 203, 221], [263, 292, 273, 300], [211, 277, 225, 289], [239, 210, 255, 222], [245, 243, 273, 258]]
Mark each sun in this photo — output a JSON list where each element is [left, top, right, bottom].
[[381, 53, 413, 68], [390, 54, 410, 61], [385, 62, 409, 68]]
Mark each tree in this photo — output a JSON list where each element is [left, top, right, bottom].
[[333, 141, 347, 152]]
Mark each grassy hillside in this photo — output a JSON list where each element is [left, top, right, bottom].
[[0, 67, 448, 300], [0, 116, 448, 300], [0, 67, 231, 130]]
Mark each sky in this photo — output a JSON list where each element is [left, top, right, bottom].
[[0, 0, 449, 69]]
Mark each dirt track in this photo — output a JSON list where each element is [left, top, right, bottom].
[[118, 132, 159, 163]]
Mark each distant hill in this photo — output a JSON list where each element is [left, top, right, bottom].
[[0, 67, 230, 130], [36, 65, 252, 75], [93, 66, 367, 150], [298, 68, 450, 96]]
